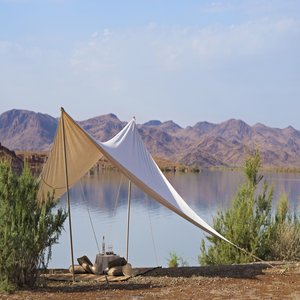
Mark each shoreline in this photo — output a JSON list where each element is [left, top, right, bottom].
[[15, 150, 300, 175]]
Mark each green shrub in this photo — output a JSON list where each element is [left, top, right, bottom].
[[199, 150, 300, 265], [0, 161, 67, 291], [168, 251, 180, 267], [269, 193, 300, 261], [199, 150, 273, 265], [167, 251, 188, 267], [190, 165, 200, 173]]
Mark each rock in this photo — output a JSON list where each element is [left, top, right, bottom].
[[107, 266, 124, 276]]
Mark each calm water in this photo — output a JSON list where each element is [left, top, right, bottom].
[[49, 170, 300, 268]]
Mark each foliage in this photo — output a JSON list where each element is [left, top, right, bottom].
[[190, 165, 200, 173], [199, 150, 274, 265], [168, 252, 180, 267], [0, 161, 67, 291], [199, 150, 300, 265], [269, 193, 300, 261], [167, 251, 188, 267]]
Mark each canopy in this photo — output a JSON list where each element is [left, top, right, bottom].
[[38, 108, 234, 245]]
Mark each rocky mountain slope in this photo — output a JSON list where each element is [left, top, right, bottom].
[[0, 109, 57, 151], [0, 142, 23, 173], [1, 109, 300, 168], [78, 113, 126, 142]]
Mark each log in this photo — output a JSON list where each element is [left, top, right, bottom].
[[122, 263, 133, 276], [77, 255, 93, 273], [107, 266, 123, 276], [107, 257, 127, 269], [69, 265, 86, 274]]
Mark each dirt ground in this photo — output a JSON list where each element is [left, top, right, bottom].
[[0, 262, 299, 300]]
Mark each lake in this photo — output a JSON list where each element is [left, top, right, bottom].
[[49, 169, 300, 269]]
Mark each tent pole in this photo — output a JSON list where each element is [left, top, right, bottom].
[[61, 108, 76, 283], [125, 180, 132, 262]]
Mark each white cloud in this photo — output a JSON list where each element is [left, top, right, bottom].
[[64, 17, 300, 124], [1, 9, 300, 126], [275, 18, 296, 32], [70, 17, 300, 74], [103, 28, 112, 37], [91, 32, 98, 38], [0, 40, 21, 54], [0, 40, 48, 62]]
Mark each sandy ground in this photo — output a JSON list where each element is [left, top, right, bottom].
[[0, 262, 299, 300]]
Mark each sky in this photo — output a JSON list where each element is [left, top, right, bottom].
[[0, 0, 300, 128]]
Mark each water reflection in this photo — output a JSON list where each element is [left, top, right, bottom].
[[49, 170, 300, 269]]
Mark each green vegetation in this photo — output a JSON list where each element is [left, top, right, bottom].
[[190, 165, 200, 173], [160, 164, 200, 173], [167, 251, 188, 267], [264, 167, 300, 174], [200, 150, 300, 265], [0, 161, 67, 292], [160, 166, 175, 173], [209, 165, 300, 174], [269, 193, 300, 261]]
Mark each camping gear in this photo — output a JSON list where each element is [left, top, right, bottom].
[[38, 108, 232, 244], [68, 265, 86, 274], [93, 253, 121, 274], [38, 108, 237, 278], [77, 255, 93, 273], [108, 257, 127, 269]]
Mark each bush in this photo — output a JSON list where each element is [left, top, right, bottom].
[[269, 193, 300, 261], [0, 161, 67, 291], [199, 150, 273, 265], [199, 150, 300, 265], [168, 252, 180, 267], [167, 251, 188, 267], [190, 165, 200, 173]]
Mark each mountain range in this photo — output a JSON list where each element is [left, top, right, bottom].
[[1, 109, 300, 168]]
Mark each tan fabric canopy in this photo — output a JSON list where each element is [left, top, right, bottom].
[[38, 109, 103, 201]]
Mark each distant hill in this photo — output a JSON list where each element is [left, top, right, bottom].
[[143, 120, 162, 126], [1, 109, 300, 168], [0, 109, 57, 151], [79, 113, 126, 142]]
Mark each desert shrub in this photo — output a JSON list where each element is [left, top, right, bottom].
[[199, 150, 274, 265], [167, 252, 188, 267], [168, 252, 180, 267], [269, 193, 300, 261], [178, 166, 187, 173], [190, 165, 200, 173], [199, 151, 300, 265], [0, 161, 67, 292]]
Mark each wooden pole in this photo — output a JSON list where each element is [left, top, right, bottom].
[[126, 180, 132, 262], [61, 107, 75, 282]]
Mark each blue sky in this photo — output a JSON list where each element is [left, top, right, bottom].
[[0, 0, 300, 128]]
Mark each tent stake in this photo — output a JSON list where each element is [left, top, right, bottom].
[[61, 108, 76, 282], [126, 180, 132, 262]]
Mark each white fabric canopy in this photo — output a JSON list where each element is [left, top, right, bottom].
[[38, 109, 234, 245]]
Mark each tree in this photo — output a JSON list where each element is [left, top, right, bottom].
[[0, 161, 67, 291], [200, 150, 274, 265]]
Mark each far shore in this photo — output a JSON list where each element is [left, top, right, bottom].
[[15, 150, 300, 175]]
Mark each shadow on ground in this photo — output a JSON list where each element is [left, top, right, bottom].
[[143, 263, 270, 279]]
